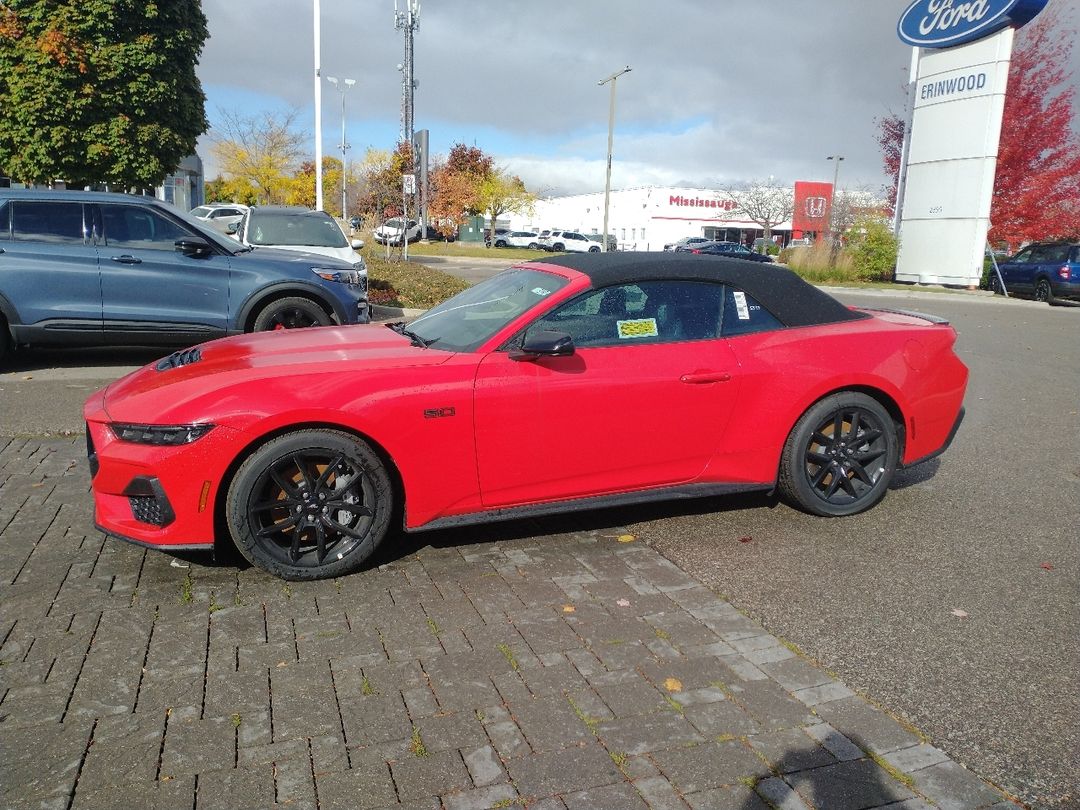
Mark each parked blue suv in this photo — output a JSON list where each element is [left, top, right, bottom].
[[993, 242, 1080, 305], [0, 190, 369, 364]]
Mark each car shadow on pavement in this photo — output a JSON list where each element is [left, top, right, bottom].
[[889, 457, 942, 489], [3, 345, 167, 372]]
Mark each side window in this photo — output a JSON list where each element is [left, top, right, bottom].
[[1010, 247, 1036, 263], [1044, 245, 1070, 263], [721, 287, 784, 337], [11, 201, 86, 244], [101, 205, 190, 250], [528, 281, 724, 348]]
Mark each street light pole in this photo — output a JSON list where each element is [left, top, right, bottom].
[[313, 0, 324, 211], [826, 155, 844, 240], [599, 65, 631, 253], [326, 76, 356, 219]]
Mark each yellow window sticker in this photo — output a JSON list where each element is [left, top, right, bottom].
[[616, 318, 659, 339]]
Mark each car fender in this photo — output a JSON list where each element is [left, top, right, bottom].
[[218, 370, 484, 531], [235, 281, 346, 330], [0, 290, 21, 330]]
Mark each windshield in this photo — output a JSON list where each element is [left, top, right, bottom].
[[190, 206, 212, 218], [384, 218, 404, 228], [407, 267, 569, 352], [172, 208, 248, 254], [247, 212, 348, 248]]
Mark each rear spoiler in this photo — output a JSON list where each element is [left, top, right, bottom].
[[859, 307, 950, 326]]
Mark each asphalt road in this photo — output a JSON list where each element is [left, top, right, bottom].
[[1, 285, 1076, 807]]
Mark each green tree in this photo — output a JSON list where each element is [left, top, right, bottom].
[[847, 217, 898, 281], [0, 0, 208, 187], [476, 170, 534, 244], [209, 108, 306, 205]]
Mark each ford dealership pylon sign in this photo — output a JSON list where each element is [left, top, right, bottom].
[[894, 0, 1047, 287], [898, 0, 1048, 48]]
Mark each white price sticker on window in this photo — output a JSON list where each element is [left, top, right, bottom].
[[733, 291, 751, 320]]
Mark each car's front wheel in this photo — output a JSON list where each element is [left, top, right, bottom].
[[778, 392, 899, 517], [588, 246, 601, 252], [226, 430, 394, 580], [253, 297, 332, 331]]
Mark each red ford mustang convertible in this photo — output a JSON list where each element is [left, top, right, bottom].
[[85, 253, 968, 580]]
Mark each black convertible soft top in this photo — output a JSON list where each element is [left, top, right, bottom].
[[532, 252, 865, 328]]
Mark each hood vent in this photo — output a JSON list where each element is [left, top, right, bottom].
[[156, 348, 202, 371]]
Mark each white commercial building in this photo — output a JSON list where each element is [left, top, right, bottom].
[[509, 186, 788, 251]]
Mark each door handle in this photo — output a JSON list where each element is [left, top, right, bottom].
[[680, 372, 732, 384], [111, 255, 142, 264]]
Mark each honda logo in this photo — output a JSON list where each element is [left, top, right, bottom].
[[805, 197, 828, 219]]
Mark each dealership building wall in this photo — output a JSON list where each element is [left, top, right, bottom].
[[509, 186, 790, 251]]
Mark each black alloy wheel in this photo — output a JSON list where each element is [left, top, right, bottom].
[[1034, 278, 1055, 304], [778, 392, 899, 517], [226, 430, 393, 580], [253, 297, 332, 332]]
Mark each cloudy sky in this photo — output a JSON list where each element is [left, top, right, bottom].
[[195, 0, 1080, 198]]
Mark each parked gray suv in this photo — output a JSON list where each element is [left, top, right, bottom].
[[0, 190, 369, 365]]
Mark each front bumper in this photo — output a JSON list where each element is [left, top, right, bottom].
[[84, 405, 236, 550]]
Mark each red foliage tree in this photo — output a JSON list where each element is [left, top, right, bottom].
[[874, 113, 906, 217], [990, 5, 1080, 248], [878, 5, 1080, 248]]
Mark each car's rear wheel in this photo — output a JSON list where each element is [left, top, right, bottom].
[[1034, 278, 1055, 304], [253, 297, 332, 331], [528, 242, 539, 250], [226, 430, 393, 580], [588, 246, 601, 252], [553, 243, 565, 252], [778, 392, 899, 517]]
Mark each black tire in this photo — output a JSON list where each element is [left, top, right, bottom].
[[588, 246, 601, 253], [1033, 277, 1055, 305], [527, 242, 539, 250], [253, 297, 332, 332], [0, 318, 10, 366], [778, 392, 899, 517], [226, 430, 394, 580], [552, 243, 565, 252], [988, 274, 1003, 295], [495, 239, 507, 248]]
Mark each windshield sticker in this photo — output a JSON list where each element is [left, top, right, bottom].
[[531, 287, 552, 296], [733, 291, 751, 321], [617, 318, 659, 339]]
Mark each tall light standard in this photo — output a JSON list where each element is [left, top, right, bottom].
[[826, 155, 845, 240], [326, 76, 356, 219], [599, 65, 631, 252], [313, 0, 324, 211]]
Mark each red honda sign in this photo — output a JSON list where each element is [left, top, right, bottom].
[[793, 181, 834, 235]]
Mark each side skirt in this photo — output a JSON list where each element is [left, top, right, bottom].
[[411, 482, 774, 533]]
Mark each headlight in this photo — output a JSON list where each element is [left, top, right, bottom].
[[312, 266, 363, 285], [110, 423, 215, 445]]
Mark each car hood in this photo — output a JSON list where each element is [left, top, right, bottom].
[[236, 245, 357, 269], [100, 324, 452, 424], [243, 243, 361, 267]]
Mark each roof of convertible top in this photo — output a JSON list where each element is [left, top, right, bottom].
[[526, 252, 865, 328]]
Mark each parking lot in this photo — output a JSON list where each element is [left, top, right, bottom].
[[1, 286, 1076, 808]]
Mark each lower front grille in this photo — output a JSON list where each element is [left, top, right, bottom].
[[123, 477, 175, 527], [86, 424, 99, 478]]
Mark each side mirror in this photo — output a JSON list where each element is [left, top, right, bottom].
[[351, 239, 364, 249], [175, 236, 212, 257], [510, 330, 575, 361], [225, 222, 239, 235]]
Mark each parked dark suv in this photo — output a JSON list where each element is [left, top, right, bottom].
[[0, 190, 369, 364], [993, 242, 1080, 305]]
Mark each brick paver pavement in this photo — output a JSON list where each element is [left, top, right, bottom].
[[1, 438, 1021, 809]]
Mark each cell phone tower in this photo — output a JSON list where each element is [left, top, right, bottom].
[[394, 0, 420, 146]]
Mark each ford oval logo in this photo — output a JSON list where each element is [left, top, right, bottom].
[[898, 0, 1048, 48]]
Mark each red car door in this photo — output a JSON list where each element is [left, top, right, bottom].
[[473, 281, 740, 508]]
